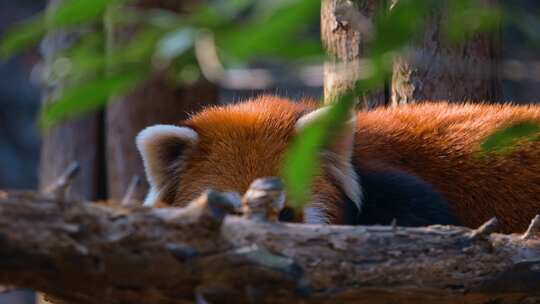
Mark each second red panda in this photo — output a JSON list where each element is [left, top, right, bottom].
[[136, 95, 540, 233]]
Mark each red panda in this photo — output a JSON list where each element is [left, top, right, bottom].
[[136, 95, 540, 233]]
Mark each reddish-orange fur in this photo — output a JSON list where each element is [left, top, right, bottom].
[[176, 97, 322, 206], [172, 95, 540, 232], [355, 103, 540, 232]]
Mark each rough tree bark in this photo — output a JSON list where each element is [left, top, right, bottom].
[[105, 1, 219, 202], [39, 0, 104, 201], [0, 182, 539, 304], [321, 0, 388, 108], [391, 0, 502, 105]]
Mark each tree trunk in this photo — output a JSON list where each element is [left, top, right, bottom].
[[39, 0, 104, 202], [321, 0, 388, 108], [105, 2, 219, 202], [391, 0, 502, 105]]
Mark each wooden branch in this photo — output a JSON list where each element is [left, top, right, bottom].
[[43, 162, 81, 201], [121, 176, 142, 206], [0, 185, 539, 303]]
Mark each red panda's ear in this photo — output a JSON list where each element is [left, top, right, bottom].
[[136, 125, 198, 207], [295, 108, 362, 208]]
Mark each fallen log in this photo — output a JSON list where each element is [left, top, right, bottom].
[[0, 179, 539, 304]]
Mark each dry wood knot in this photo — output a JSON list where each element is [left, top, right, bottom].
[[242, 177, 285, 222], [182, 189, 242, 226], [332, 0, 372, 36], [469, 217, 499, 241], [522, 215, 540, 240], [204, 190, 241, 221], [43, 162, 81, 201]]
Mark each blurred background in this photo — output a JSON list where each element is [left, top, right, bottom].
[[1, 0, 539, 303], [0, 0, 44, 192]]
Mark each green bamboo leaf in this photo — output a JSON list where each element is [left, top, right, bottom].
[[40, 72, 146, 129], [481, 121, 540, 154], [282, 123, 324, 209], [0, 16, 46, 59], [49, 0, 129, 27], [1, 0, 129, 60], [283, 92, 355, 210], [66, 28, 165, 78], [61, 32, 106, 76], [217, 0, 322, 61]]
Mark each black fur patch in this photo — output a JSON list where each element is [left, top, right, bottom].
[[345, 169, 461, 227]]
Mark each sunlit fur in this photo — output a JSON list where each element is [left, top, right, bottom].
[[138, 95, 540, 232]]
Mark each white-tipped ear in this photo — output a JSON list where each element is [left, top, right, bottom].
[[295, 107, 362, 209], [136, 125, 198, 207]]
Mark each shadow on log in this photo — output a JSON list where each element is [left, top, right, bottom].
[[0, 177, 539, 304]]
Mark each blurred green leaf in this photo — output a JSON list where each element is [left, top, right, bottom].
[[480, 121, 540, 154], [40, 71, 146, 129], [445, 0, 500, 43], [112, 29, 164, 64], [217, 0, 322, 61], [283, 124, 324, 208], [283, 92, 355, 210], [60, 28, 164, 80], [0, 16, 46, 59], [49, 0, 125, 27], [62, 32, 106, 76], [1, 0, 130, 60]]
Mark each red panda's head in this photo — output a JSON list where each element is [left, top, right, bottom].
[[136, 95, 361, 224]]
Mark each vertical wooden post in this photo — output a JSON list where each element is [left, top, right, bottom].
[[105, 3, 219, 201], [321, 0, 387, 108], [391, 0, 502, 104], [39, 0, 104, 202]]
